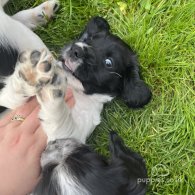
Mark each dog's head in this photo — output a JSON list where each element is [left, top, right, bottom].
[[60, 16, 152, 108]]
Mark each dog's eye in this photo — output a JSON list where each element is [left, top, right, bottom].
[[104, 58, 113, 68]]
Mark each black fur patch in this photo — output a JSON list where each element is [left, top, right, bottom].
[[0, 105, 7, 113], [33, 163, 59, 195], [0, 44, 19, 113], [0, 44, 19, 76]]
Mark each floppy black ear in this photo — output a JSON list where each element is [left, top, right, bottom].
[[79, 16, 110, 41], [122, 66, 152, 108]]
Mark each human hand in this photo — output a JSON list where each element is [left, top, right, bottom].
[[0, 88, 75, 195], [0, 98, 47, 195]]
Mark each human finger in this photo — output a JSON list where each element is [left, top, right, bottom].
[[20, 106, 41, 134], [65, 88, 75, 108], [0, 98, 39, 127], [29, 126, 47, 155], [10, 98, 40, 127]]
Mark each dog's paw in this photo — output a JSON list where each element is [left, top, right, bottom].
[[17, 50, 55, 89], [33, 0, 60, 26], [12, 0, 60, 29], [37, 67, 67, 103]]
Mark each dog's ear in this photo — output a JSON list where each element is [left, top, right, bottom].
[[79, 16, 110, 41], [121, 57, 152, 108], [122, 76, 152, 108]]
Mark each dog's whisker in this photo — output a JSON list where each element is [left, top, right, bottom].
[[109, 72, 122, 78]]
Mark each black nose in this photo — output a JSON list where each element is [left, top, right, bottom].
[[70, 44, 84, 59]]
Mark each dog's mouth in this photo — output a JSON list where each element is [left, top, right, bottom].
[[59, 57, 74, 73], [59, 44, 84, 75]]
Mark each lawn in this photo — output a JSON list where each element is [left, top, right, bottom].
[[6, 0, 195, 194]]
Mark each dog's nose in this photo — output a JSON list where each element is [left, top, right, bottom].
[[70, 44, 84, 59]]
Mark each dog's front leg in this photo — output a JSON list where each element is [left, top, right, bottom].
[[0, 50, 55, 109], [37, 67, 77, 142]]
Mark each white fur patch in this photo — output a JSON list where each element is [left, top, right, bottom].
[[75, 42, 89, 49], [56, 166, 90, 195], [0, 8, 48, 53]]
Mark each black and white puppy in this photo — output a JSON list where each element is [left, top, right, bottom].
[[60, 16, 152, 108], [33, 131, 148, 195], [0, 11, 152, 143]]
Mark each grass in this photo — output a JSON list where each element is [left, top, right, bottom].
[[6, 0, 195, 194]]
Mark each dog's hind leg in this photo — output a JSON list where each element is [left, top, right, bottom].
[[12, 0, 59, 30]]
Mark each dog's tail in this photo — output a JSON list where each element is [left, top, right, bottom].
[[109, 131, 148, 195]]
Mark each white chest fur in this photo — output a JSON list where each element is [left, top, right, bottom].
[[71, 90, 113, 142]]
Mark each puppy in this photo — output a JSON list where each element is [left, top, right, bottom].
[[0, 15, 152, 143], [33, 131, 148, 195]]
